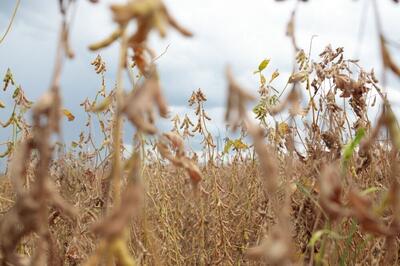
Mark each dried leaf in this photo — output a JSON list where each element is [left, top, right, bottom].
[[270, 69, 280, 83], [288, 71, 308, 83], [225, 66, 256, 130], [89, 28, 123, 51], [62, 108, 75, 121], [318, 165, 346, 220], [246, 227, 292, 264], [157, 131, 202, 187], [348, 189, 393, 236], [122, 73, 168, 134]]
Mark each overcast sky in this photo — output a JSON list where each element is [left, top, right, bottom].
[[0, 0, 399, 155]]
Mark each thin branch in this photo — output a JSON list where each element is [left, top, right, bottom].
[[152, 44, 171, 63], [0, 0, 20, 44]]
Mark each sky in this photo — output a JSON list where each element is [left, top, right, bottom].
[[0, 0, 399, 157]]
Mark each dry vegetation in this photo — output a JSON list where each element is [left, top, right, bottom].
[[1, 0, 400, 265]]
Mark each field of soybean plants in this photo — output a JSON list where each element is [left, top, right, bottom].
[[1, 0, 400, 265]]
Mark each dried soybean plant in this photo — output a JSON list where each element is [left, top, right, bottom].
[[89, 0, 193, 76], [1, 70, 33, 159], [188, 89, 216, 162], [226, 66, 295, 264], [157, 132, 202, 189], [122, 69, 168, 135], [62, 54, 115, 180], [371, 0, 400, 81], [282, 42, 400, 264], [2, 0, 400, 265], [0, 91, 77, 266], [81, 0, 194, 264], [278, 0, 400, 82], [0, 1, 78, 265], [224, 34, 400, 263], [83, 153, 143, 266]]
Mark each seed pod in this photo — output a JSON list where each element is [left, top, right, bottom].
[[3, 68, 15, 91]]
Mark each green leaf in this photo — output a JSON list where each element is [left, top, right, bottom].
[[260, 74, 266, 85], [341, 128, 366, 169], [308, 229, 344, 248], [224, 139, 248, 154], [223, 140, 234, 154], [233, 139, 248, 150], [258, 59, 270, 72], [269, 95, 278, 106], [71, 141, 79, 148], [308, 230, 325, 248], [12, 86, 20, 98], [361, 186, 381, 196]]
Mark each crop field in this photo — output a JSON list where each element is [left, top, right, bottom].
[[1, 0, 400, 265]]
